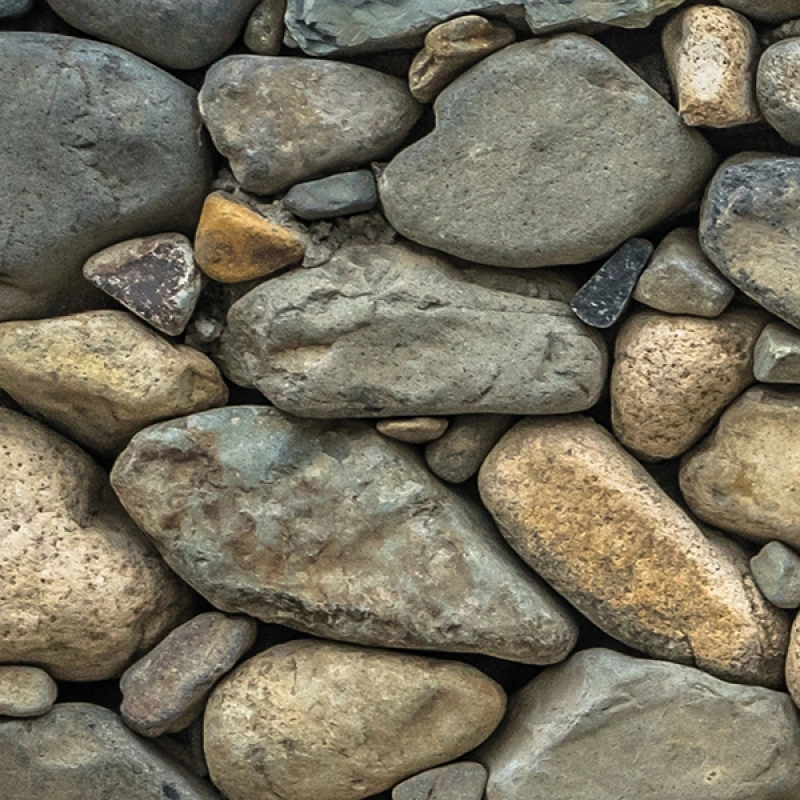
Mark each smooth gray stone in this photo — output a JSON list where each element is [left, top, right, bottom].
[[0, 0, 31, 18], [393, 762, 487, 800], [458, 265, 580, 302], [110, 405, 579, 665], [284, 170, 378, 220], [754, 323, 800, 382], [759, 40, 800, 147], [751, 541, 800, 608], [479, 648, 800, 800], [0, 33, 211, 322], [379, 36, 716, 268], [218, 243, 608, 417]]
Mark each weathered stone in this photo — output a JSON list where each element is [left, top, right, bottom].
[[393, 763, 487, 800], [479, 648, 800, 800], [379, 36, 716, 268], [283, 170, 378, 221], [111, 406, 578, 665], [611, 308, 764, 460], [0, 33, 211, 322], [459, 266, 580, 302], [761, 17, 800, 46], [750, 541, 800, 608], [786, 614, 800, 707], [199, 56, 421, 195], [633, 227, 735, 317], [244, 0, 285, 54], [755, 322, 800, 382], [758, 39, 800, 146], [0, 703, 221, 800], [0, 311, 228, 456], [409, 15, 516, 103], [0, 409, 194, 681], [376, 417, 449, 443], [721, 0, 800, 23], [204, 640, 506, 800], [0, 666, 57, 717], [83, 234, 203, 336], [479, 416, 789, 686], [0, 0, 30, 17]]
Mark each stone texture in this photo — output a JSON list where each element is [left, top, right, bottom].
[[0, 311, 228, 456], [199, 56, 421, 195], [244, 0, 285, 54], [284, 170, 378, 221], [0, 703, 221, 799], [479, 648, 800, 800], [0, 0, 31, 17], [121, 613, 257, 738], [758, 39, 800, 146], [111, 406, 578, 665], [204, 640, 506, 800], [459, 266, 580, 302], [0, 408, 194, 681], [761, 17, 800, 46], [611, 308, 764, 460], [393, 763, 487, 800], [219, 244, 607, 417], [633, 227, 735, 317], [0, 666, 57, 717], [755, 322, 800, 382], [479, 416, 789, 686], [379, 36, 716, 268], [376, 417, 450, 443], [721, 0, 800, 23], [0, 33, 211, 322], [83, 234, 203, 336], [750, 541, 800, 608], [786, 613, 800, 707]]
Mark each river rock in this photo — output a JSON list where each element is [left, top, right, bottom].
[[111, 405, 578, 665], [750, 541, 800, 608], [479, 416, 789, 686], [479, 648, 800, 800], [379, 35, 716, 268], [219, 244, 607, 417], [0, 666, 57, 717], [0, 0, 31, 17], [758, 39, 800, 146], [203, 640, 506, 800], [199, 56, 421, 195], [0, 33, 211, 322], [283, 170, 378, 221], [244, 0, 285, 54], [376, 417, 449, 443], [721, 0, 800, 23], [1, 408, 194, 681], [393, 763, 487, 800], [786, 614, 800, 707], [754, 322, 800, 382]]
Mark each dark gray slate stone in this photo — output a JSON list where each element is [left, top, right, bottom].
[[284, 170, 378, 220], [0, 0, 31, 18], [751, 541, 800, 609]]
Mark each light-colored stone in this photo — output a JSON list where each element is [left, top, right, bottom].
[[204, 640, 506, 800], [393, 763, 487, 800], [244, 0, 285, 55], [376, 417, 449, 443], [611, 308, 764, 460], [750, 541, 800, 608], [479, 416, 789, 686], [758, 39, 800, 146], [0, 666, 57, 717], [754, 322, 800, 382], [721, 0, 800, 23], [786, 613, 800, 707]]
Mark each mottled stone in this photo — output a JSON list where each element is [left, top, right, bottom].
[[758, 39, 800, 146], [721, 0, 800, 23], [0, 666, 57, 718], [479, 416, 789, 686], [754, 322, 800, 382], [111, 406, 578, 665], [750, 541, 800, 608], [393, 763, 486, 800], [0, 0, 31, 18], [244, 0, 285, 55], [204, 640, 506, 800], [283, 171, 378, 221], [376, 417, 449, 443]]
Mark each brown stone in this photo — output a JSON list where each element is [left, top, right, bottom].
[[785, 613, 800, 708], [0, 666, 57, 717], [244, 0, 285, 55], [376, 417, 449, 443]]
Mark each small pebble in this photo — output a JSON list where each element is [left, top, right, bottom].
[[376, 417, 449, 443], [750, 541, 800, 608], [244, 0, 285, 55], [758, 39, 800, 146], [754, 322, 800, 382], [393, 762, 487, 800], [284, 170, 378, 221], [0, 666, 57, 718]]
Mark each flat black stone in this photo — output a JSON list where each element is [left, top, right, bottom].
[[570, 238, 653, 328]]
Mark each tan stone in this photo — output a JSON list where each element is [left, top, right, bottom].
[[376, 417, 449, 443], [663, 5, 761, 127], [194, 191, 305, 283], [0, 408, 194, 681], [785, 613, 800, 707], [0, 310, 228, 456], [755, 322, 800, 382], [479, 416, 789, 687], [0, 666, 57, 717], [204, 639, 506, 800], [611, 308, 765, 460]]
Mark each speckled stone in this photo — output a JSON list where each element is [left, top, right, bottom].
[[244, 0, 285, 54], [758, 39, 800, 146], [392, 762, 487, 800], [283, 171, 378, 221], [0, 666, 57, 718], [376, 417, 449, 443], [754, 322, 800, 382], [750, 541, 800, 608]]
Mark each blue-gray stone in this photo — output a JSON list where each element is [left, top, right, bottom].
[[284, 170, 378, 221], [0, 0, 32, 19]]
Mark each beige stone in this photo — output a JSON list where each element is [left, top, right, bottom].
[[754, 322, 800, 382], [204, 640, 506, 800], [0, 310, 228, 456], [611, 308, 765, 460], [376, 417, 449, 443], [0, 408, 194, 681], [663, 5, 761, 127], [785, 612, 800, 707], [0, 666, 57, 717], [479, 416, 789, 686]]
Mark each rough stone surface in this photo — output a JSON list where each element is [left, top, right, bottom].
[[0, 408, 194, 681], [0, 666, 57, 717], [0, 311, 228, 456], [479, 648, 800, 800], [283, 171, 378, 221], [376, 417, 450, 443], [379, 36, 716, 268], [755, 322, 800, 382], [199, 56, 421, 195], [758, 39, 800, 146], [611, 308, 764, 460], [750, 541, 800, 608], [111, 406, 579, 665], [393, 763, 487, 800], [0, 33, 211, 322], [459, 266, 580, 302], [721, 0, 800, 23], [244, 0, 285, 54], [204, 640, 506, 800], [761, 18, 800, 46], [786, 614, 800, 708], [479, 416, 789, 686], [219, 244, 607, 417]]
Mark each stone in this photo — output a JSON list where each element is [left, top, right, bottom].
[[121, 613, 257, 738], [479, 416, 789, 686], [409, 15, 516, 103], [203, 640, 506, 800], [244, 0, 285, 55], [0, 33, 211, 322], [479, 648, 800, 800], [284, 171, 378, 221], [525, 0, 684, 32], [194, 193, 305, 283], [379, 36, 716, 269], [0, 666, 57, 717], [758, 39, 800, 146], [0, 0, 31, 17], [662, 5, 761, 128], [786, 614, 800, 707], [425, 415, 514, 484], [393, 763, 487, 800], [111, 406, 579, 665], [699, 154, 800, 330], [755, 322, 800, 382], [219, 244, 607, 417], [721, 0, 800, 23], [611, 308, 764, 460], [750, 541, 800, 608], [459, 266, 580, 302], [0, 408, 194, 681], [761, 18, 800, 46], [0, 311, 228, 456], [83, 234, 203, 336], [680, 386, 800, 551], [0, 703, 221, 800], [570, 238, 653, 328], [199, 56, 421, 195], [376, 417, 449, 443], [633, 227, 735, 317], [46, 0, 260, 69]]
